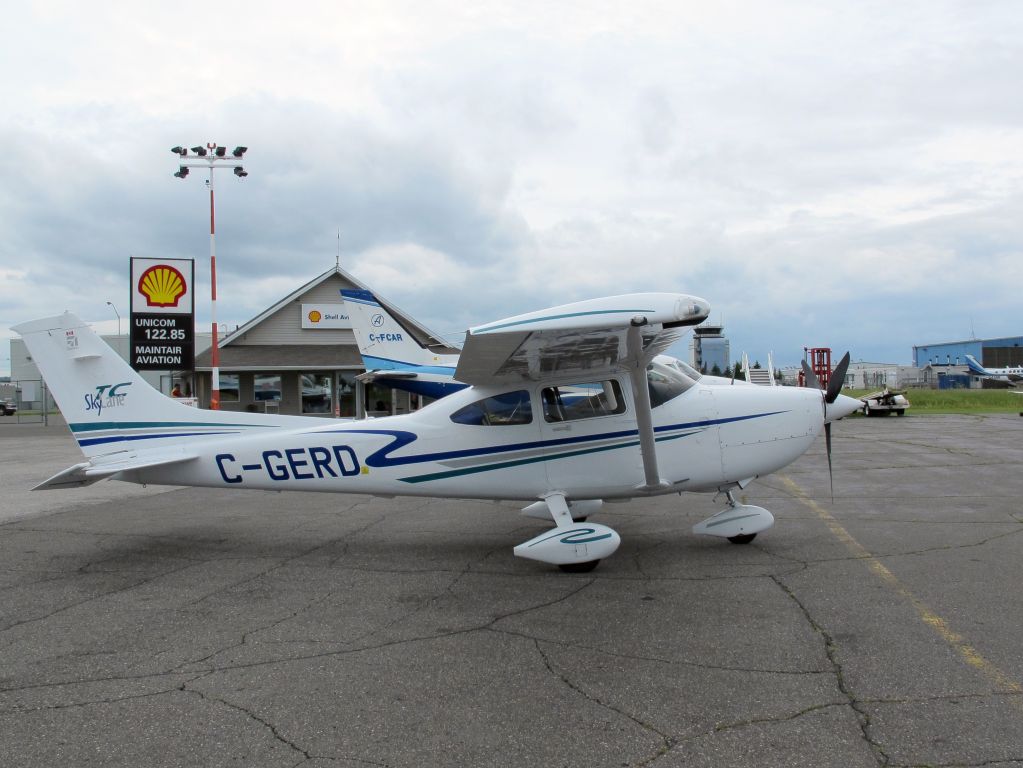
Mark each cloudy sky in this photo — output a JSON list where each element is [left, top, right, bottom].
[[3, 1, 1021, 375]]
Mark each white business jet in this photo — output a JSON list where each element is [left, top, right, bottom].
[[964, 355, 1023, 384], [14, 293, 860, 572]]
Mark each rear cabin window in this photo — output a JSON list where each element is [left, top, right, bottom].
[[542, 380, 626, 423], [450, 390, 533, 426]]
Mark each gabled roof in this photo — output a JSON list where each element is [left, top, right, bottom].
[[219, 264, 459, 354]]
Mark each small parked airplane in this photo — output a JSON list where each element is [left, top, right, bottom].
[[14, 293, 860, 571], [964, 355, 1023, 384], [343, 288, 742, 399], [341, 288, 463, 399]]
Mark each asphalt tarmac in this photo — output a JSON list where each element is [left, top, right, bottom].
[[1, 413, 1022, 767]]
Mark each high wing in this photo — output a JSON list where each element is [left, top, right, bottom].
[[454, 293, 710, 490], [455, 293, 709, 385]]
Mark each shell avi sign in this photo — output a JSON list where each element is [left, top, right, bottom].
[[129, 257, 195, 371]]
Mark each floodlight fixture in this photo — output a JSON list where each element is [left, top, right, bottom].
[[233, 166, 248, 178], [173, 166, 189, 178], [191, 145, 207, 156], [171, 146, 186, 156], [232, 146, 247, 157], [214, 146, 226, 157]]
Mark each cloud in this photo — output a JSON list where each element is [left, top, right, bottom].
[[3, 2, 1023, 374]]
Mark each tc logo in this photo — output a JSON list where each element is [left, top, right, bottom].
[[371, 314, 384, 327]]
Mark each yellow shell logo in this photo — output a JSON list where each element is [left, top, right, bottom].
[[308, 310, 322, 323], [138, 265, 187, 308]]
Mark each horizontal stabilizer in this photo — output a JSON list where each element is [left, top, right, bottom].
[[33, 453, 199, 491], [356, 370, 419, 382]]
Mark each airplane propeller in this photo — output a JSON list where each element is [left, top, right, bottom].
[[801, 351, 852, 501]]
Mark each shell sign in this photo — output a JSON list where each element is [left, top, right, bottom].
[[130, 257, 194, 316], [301, 303, 352, 329], [138, 265, 187, 307]]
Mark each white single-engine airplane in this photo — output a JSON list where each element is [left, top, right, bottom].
[[14, 293, 860, 572]]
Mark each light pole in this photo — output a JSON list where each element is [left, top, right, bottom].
[[170, 143, 248, 410], [105, 301, 121, 336]]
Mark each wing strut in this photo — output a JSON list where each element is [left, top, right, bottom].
[[626, 321, 668, 491]]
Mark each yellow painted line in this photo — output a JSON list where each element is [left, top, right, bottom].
[[780, 474, 1022, 696]]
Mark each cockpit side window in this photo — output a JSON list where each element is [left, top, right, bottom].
[[541, 380, 627, 423], [647, 361, 696, 407], [450, 390, 532, 426]]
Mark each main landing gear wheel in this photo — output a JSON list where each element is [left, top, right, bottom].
[[727, 533, 757, 545], [558, 560, 601, 573]]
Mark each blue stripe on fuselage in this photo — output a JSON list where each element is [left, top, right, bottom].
[[361, 355, 457, 376], [323, 411, 787, 469]]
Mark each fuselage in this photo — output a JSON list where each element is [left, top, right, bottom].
[[127, 375, 829, 502]]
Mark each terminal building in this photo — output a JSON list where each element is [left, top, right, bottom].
[[191, 265, 458, 417], [8, 265, 459, 418]]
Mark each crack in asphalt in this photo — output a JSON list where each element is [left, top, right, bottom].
[[532, 637, 675, 764], [0, 673, 205, 715], [771, 574, 891, 766], [0, 559, 204, 634], [490, 624, 833, 676], [180, 685, 316, 763]]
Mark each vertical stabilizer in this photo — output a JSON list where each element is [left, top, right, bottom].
[[340, 289, 459, 372], [12, 313, 295, 457]]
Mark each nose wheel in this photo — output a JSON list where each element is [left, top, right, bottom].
[[693, 490, 774, 543]]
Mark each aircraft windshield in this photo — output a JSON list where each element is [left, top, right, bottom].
[[647, 360, 696, 407], [668, 358, 703, 381]]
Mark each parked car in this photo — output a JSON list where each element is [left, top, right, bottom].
[[0, 399, 17, 416]]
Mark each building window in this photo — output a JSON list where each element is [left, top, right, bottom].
[[220, 373, 240, 402], [336, 373, 357, 417], [301, 374, 332, 414], [254, 374, 282, 401]]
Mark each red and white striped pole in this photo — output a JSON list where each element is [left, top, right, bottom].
[[208, 151, 220, 410], [170, 142, 247, 411]]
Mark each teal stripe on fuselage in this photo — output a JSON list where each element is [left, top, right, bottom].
[[398, 429, 697, 484], [69, 421, 281, 433]]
